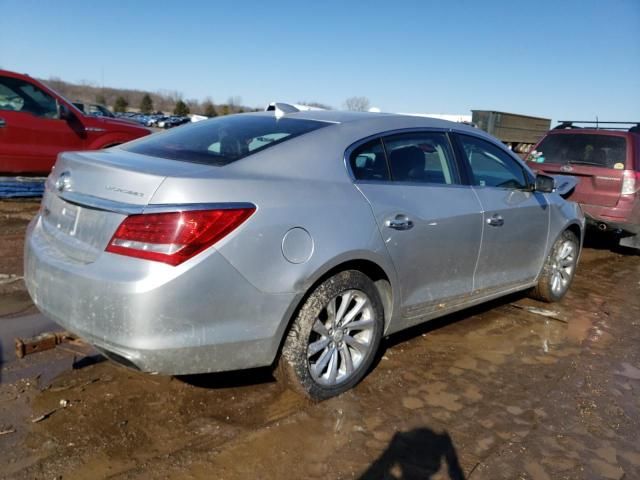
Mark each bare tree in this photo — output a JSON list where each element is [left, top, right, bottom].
[[185, 98, 201, 114], [202, 97, 217, 117], [227, 96, 243, 113], [344, 96, 371, 112], [298, 101, 332, 110]]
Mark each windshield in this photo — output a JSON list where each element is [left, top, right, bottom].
[[530, 134, 627, 169], [122, 115, 329, 166]]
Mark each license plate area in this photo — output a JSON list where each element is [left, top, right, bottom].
[[42, 190, 81, 236], [50, 203, 80, 236], [40, 191, 128, 263]]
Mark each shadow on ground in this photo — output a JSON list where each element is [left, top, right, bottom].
[[177, 366, 276, 390], [360, 428, 466, 480], [72, 353, 106, 370], [583, 228, 640, 255]]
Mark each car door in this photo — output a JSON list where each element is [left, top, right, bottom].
[[0, 75, 87, 173], [454, 133, 549, 293], [350, 131, 483, 328]]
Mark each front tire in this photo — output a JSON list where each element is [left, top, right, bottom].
[[276, 270, 384, 400], [530, 230, 579, 302]]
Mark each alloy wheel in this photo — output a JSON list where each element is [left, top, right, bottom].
[[550, 240, 576, 296], [307, 289, 376, 386]]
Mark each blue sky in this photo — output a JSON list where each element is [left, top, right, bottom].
[[1, 0, 638, 122]]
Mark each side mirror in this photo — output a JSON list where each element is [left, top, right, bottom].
[[58, 102, 72, 120], [534, 174, 555, 193]]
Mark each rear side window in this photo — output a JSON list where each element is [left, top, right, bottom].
[[532, 134, 627, 169], [122, 115, 329, 166], [384, 132, 458, 184], [349, 138, 390, 181], [457, 134, 528, 189]]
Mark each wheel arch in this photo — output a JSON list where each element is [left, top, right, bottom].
[[565, 222, 583, 246], [552, 221, 584, 256], [309, 259, 394, 328], [87, 133, 135, 150], [271, 256, 398, 367], [535, 221, 584, 282]]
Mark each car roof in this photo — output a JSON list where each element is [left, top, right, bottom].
[[547, 128, 637, 139], [245, 109, 482, 134]]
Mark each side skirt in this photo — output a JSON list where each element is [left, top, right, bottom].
[[387, 280, 536, 335]]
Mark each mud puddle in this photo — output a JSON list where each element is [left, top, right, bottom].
[[1, 247, 639, 479]]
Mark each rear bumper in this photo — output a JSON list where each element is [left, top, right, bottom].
[[584, 214, 640, 234], [581, 200, 640, 235], [24, 215, 297, 375]]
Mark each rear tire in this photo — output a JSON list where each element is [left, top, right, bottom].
[[276, 270, 384, 401], [530, 230, 579, 302]]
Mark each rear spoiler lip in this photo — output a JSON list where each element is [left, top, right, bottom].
[[57, 189, 255, 216]]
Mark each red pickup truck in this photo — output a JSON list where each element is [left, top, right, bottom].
[[0, 70, 151, 174], [527, 121, 640, 249]]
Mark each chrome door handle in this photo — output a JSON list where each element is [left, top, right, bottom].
[[0, 117, 5, 128], [487, 214, 504, 227], [386, 214, 414, 230]]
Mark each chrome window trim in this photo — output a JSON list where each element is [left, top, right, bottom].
[[343, 127, 467, 186], [58, 190, 255, 215], [354, 179, 475, 190]]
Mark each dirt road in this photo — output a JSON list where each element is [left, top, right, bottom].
[[1, 200, 639, 479]]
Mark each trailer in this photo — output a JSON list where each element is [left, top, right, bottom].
[[472, 110, 551, 157]]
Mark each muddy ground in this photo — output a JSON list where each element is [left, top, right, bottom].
[[1, 199, 639, 479], [0, 200, 40, 318]]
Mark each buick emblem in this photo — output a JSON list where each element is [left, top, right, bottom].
[[55, 171, 72, 193]]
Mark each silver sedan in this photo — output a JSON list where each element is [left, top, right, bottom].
[[25, 110, 584, 399]]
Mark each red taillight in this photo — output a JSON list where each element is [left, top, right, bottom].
[[621, 170, 640, 196], [106, 207, 255, 266]]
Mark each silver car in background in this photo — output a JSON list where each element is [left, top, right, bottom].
[[25, 111, 584, 399]]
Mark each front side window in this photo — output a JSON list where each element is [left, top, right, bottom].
[[458, 134, 528, 189], [122, 115, 330, 166], [349, 138, 390, 181], [383, 132, 458, 184], [0, 76, 58, 118], [531, 133, 627, 169]]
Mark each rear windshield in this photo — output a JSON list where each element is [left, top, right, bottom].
[[122, 115, 329, 166], [531, 134, 627, 169]]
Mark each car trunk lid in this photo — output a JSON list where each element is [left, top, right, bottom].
[[528, 132, 630, 208], [40, 149, 211, 263], [532, 163, 624, 207]]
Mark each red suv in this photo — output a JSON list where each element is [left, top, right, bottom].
[[527, 121, 640, 249], [0, 70, 151, 174]]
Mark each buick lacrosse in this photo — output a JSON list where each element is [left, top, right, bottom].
[[25, 109, 584, 399]]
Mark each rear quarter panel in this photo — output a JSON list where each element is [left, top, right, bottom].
[[150, 172, 396, 296], [148, 124, 399, 297]]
